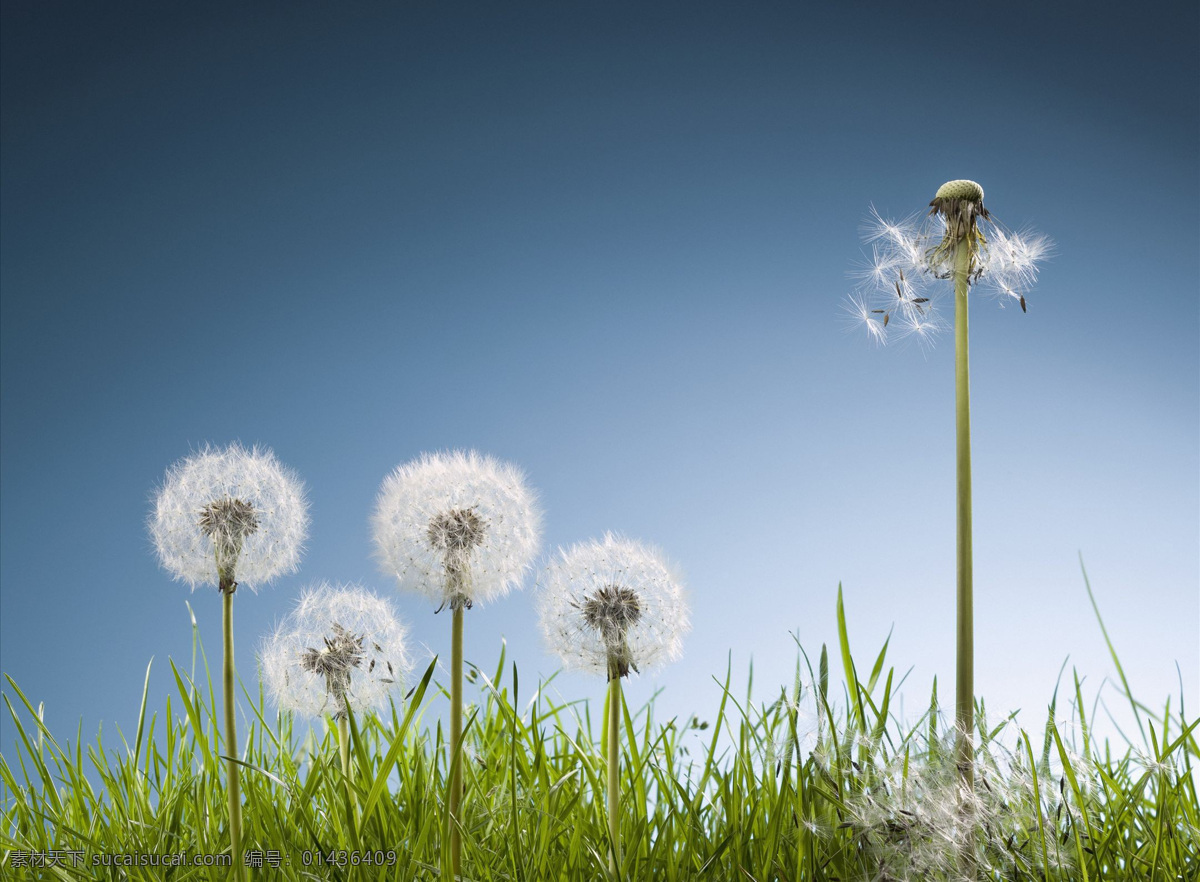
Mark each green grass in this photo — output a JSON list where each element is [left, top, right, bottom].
[[2, 581, 1197, 881]]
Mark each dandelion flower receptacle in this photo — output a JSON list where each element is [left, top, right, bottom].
[[150, 443, 309, 879], [537, 534, 691, 872], [372, 450, 541, 877]]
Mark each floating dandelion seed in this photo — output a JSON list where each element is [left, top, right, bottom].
[[262, 583, 411, 719], [150, 443, 308, 591], [538, 534, 690, 680], [372, 450, 541, 610]]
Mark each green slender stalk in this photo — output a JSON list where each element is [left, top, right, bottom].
[[952, 230, 975, 788], [337, 712, 358, 847], [952, 209, 976, 880], [338, 714, 351, 787], [220, 582, 244, 882], [449, 604, 464, 878], [607, 672, 622, 874]]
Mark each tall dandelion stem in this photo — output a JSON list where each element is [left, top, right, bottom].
[[338, 714, 351, 790], [337, 713, 358, 844], [952, 211, 977, 879], [953, 226, 975, 784], [449, 604, 464, 878], [606, 671, 622, 873], [220, 581, 244, 881]]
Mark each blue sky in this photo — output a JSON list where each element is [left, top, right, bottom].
[[2, 1, 1196, 761]]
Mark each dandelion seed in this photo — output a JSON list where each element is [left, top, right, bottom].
[[843, 293, 888, 345]]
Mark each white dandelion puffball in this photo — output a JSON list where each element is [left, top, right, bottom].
[[150, 443, 308, 590], [372, 450, 542, 610], [538, 534, 690, 679], [262, 582, 411, 719]]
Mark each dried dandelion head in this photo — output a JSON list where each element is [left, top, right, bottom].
[[150, 443, 308, 591], [844, 182, 1052, 346], [372, 450, 541, 611], [537, 534, 689, 680], [262, 582, 411, 719]]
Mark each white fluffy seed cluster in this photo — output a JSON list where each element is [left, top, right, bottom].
[[261, 582, 411, 719], [841, 732, 1080, 881], [150, 443, 309, 590], [537, 533, 690, 678], [372, 450, 542, 609], [845, 199, 1052, 348]]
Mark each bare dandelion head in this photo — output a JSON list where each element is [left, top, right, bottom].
[[372, 450, 542, 611], [150, 443, 308, 591], [262, 582, 411, 719], [537, 533, 689, 680], [844, 182, 1051, 345]]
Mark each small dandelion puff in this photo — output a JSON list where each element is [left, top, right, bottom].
[[537, 533, 690, 680], [262, 582, 411, 719], [372, 450, 542, 610], [150, 443, 308, 591]]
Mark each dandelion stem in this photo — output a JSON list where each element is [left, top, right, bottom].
[[449, 604, 464, 878], [337, 712, 359, 846], [607, 672, 622, 874], [952, 227, 977, 876], [220, 582, 244, 881]]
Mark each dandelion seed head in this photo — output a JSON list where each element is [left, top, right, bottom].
[[845, 184, 1050, 346], [372, 450, 542, 610], [262, 582, 411, 719], [150, 443, 308, 590], [537, 533, 690, 679]]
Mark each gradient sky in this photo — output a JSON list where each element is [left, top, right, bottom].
[[2, 1, 1196, 764]]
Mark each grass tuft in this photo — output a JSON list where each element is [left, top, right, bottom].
[[2, 587, 1197, 880]]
